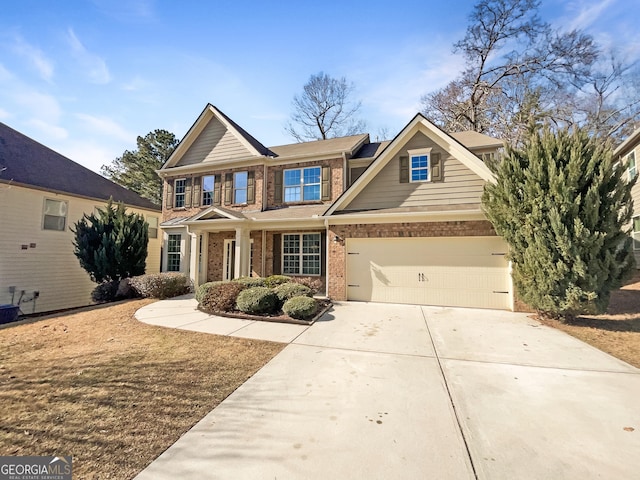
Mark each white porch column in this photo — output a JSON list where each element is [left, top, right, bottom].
[[188, 230, 201, 287], [234, 227, 251, 278]]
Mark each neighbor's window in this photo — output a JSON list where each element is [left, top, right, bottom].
[[43, 199, 68, 231], [409, 149, 431, 182], [167, 234, 181, 272], [147, 217, 158, 239], [633, 216, 640, 251], [284, 167, 321, 202], [282, 233, 321, 275], [202, 175, 215, 206], [174, 179, 186, 207], [628, 152, 637, 181], [234, 171, 248, 204]]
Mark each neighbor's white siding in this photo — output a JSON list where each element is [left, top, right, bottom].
[[177, 117, 255, 166], [0, 184, 161, 314]]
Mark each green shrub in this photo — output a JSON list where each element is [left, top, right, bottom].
[[274, 282, 312, 304], [263, 275, 292, 288], [236, 287, 278, 315], [91, 281, 119, 303], [282, 296, 318, 320], [130, 273, 192, 299], [200, 281, 245, 313], [195, 281, 224, 303], [233, 276, 266, 288]]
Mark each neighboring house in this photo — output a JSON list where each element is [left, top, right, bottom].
[[614, 128, 640, 266], [158, 104, 512, 310], [0, 122, 162, 314]]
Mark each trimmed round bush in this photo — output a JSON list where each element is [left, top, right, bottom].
[[200, 281, 246, 313], [91, 281, 119, 303], [274, 282, 312, 304], [263, 275, 292, 288], [282, 296, 318, 320], [195, 281, 223, 303], [236, 287, 278, 315], [233, 276, 266, 288], [130, 273, 192, 299]]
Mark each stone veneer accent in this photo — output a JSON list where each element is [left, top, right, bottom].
[[327, 220, 497, 300]]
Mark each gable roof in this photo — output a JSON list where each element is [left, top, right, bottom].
[[450, 131, 503, 150], [614, 129, 640, 158], [0, 122, 159, 210], [162, 104, 275, 169], [269, 134, 369, 159], [325, 113, 496, 215]]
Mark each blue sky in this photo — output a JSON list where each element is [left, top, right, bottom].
[[0, 0, 638, 173]]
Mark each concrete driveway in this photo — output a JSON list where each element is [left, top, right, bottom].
[[135, 301, 640, 479]]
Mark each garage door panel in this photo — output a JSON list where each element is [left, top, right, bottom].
[[346, 237, 511, 310]]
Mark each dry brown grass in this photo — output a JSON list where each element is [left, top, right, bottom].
[[537, 273, 640, 368], [0, 299, 284, 479]]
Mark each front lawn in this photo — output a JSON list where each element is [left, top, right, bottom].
[[0, 299, 284, 479]]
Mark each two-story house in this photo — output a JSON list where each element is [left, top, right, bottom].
[[158, 104, 512, 310], [614, 128, 640, 266]]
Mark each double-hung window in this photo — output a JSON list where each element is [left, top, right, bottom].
[[174, 179, 186, 207], [409, 148, 431, 182], [167, 234, 181, 271], [284, 167, 321, 202], [43, 199, 67, 231], [234, 171, 248, 204], [202, 175, 215, 206], [633, 216, 640, 251], [282, 233, 321, 275], [628, 152, 637, 181]]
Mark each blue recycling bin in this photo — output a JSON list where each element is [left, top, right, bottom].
[[0, 304, 20, 324]]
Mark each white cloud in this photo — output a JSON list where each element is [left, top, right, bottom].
[[66, 28, 111, 84], [90, 0, 156, 22], [13, 90, 62, 123], [56, 139, 119, 173], [27, 119, 68, 140], [75, 113, 133, 142], [566, 0, 616, 31], [121, 75, 150, 92], [0, 108, 10, 120], [10, 35, 54, 82]]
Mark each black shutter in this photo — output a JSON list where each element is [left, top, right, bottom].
[[247, 171, 255, 204], [431, 153, 442, 181], [321, 166, 331, 201], [274, 170, 283, 203], [399, 156, 409, 183], [273, 233, 281, 275]]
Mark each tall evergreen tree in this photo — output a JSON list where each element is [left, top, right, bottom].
[[482, 126, 635, 318], [101, 129, 178, 205], [72, 199, 149, 284]]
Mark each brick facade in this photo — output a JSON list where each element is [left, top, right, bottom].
[[207, 231, 265, 281], [327, 220, 497, 300]]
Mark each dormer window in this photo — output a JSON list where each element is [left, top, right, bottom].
[[410, 150, 431, 182]]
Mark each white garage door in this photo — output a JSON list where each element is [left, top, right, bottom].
[[346, 237, 511, 310]]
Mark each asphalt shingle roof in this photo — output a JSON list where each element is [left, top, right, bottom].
[[0, 122, 159, 210]]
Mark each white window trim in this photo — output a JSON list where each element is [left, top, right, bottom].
[[283, 166, 322, 202], [408, 148, 432, 183], [202, 175, 215, 206], [147, 216, 159, 239], [167, 233, 182, 272], [633, 215, 640, 251], [628, 152, 637, 181], [174, 178, 186, 208], [281, 232, 322, 276], [233, 171, 248, 204], [42, 198, 68, 231]]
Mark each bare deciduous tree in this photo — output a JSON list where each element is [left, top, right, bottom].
[[285, 72, 366, 142]]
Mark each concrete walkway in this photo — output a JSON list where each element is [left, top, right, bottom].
[[135, 298, 640, 479]]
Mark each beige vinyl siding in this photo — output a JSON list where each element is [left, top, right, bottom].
[[0, 185, 161, 314], [628, 145, 640, 267], [345, 131, 485, 211], [177, 117, 256, 166]]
